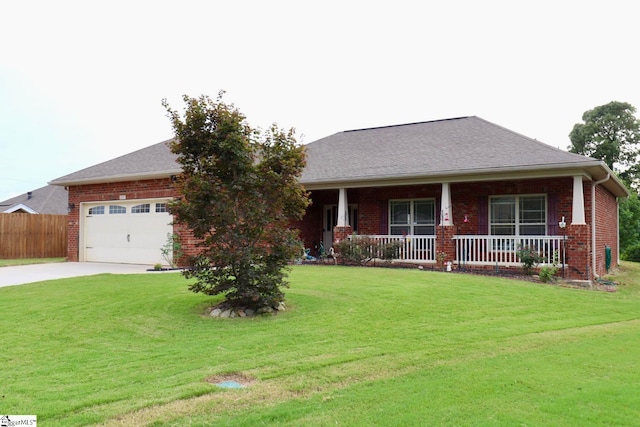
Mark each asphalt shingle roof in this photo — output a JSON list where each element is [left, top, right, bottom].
[[301, 116, 602, 184], [49, 139, 180, 185], [0, 185, 68, 214], [48, 117, 628, 197]]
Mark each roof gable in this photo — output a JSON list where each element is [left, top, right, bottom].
[[49, 139, 180, 186], [0, 185, 68, 214]]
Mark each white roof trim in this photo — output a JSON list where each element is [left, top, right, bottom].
[[49, 170, 182, 187], [3, 203, 38, 214]]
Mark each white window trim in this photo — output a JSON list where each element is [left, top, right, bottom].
[[109, 205, 127, 214], [131, 203, 151, 214], [389, 198, 436, 235], [489, 194, 547, 237]]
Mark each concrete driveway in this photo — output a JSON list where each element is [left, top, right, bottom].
[[0, 262, 171, 288]]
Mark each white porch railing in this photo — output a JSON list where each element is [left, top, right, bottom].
[[453, 235, 565, 266], [352, 234, 565, 266], [355, 235, 437, 262]]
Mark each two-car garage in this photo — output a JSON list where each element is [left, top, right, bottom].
[[81, 198, 173, 265]]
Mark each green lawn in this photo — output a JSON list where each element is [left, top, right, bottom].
[[2, 264, 640, 426]]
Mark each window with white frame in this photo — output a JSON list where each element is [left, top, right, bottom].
[[155, 203, 168, 213], [109, 205, 126, 214], [389, 199, 435, 235], [88, 206, 105, 215], [131, 203, 151, 214], [490, 195, 546, 236]]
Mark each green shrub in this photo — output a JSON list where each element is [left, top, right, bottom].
[[380, 241, 402, 260], [538, 251, 559, 283], [538, 265, 557, 282], [516, 245, 542, 275], [334, 238, 401, 266], [160, 233, 183, 268], [622, 244, 640, 262]]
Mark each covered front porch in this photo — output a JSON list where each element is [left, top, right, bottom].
[[297, 176, 590, 279]]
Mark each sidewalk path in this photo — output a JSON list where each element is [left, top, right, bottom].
[[0, 262, 169, 288]]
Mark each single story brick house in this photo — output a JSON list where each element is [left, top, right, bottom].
[[49, 116, 628, 280]]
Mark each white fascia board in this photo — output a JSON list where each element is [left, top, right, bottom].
[[302, 167, 594, 191], [3, 204, 38, 213], [49, 170, 182, 187]]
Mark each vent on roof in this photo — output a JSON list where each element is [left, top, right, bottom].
[[27, 191, 32, 200]]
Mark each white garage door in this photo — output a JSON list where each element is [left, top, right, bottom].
[[83, 199, 173, 265]]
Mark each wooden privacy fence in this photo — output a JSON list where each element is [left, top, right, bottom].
[[0, 214, 68, 259]]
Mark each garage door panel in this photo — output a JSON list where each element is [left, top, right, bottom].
[[83, 201, 173, 265]]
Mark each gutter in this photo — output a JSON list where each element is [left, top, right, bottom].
[[591, 173, 610, 279], [49, 170, 182, 187]]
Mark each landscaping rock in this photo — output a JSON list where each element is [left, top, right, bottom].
[[207, 304, 283, 318]]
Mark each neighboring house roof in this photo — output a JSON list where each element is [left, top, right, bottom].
[[48, 117, 629, 197], [0, 184, 68, 214], [49, 139, 181, 186]]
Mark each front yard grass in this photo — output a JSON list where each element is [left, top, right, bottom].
[[1, 263, 639, 426]]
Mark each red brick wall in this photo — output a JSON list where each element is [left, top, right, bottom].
[[297, 177, 620, 281], [291, 189, 338, 251], [300, 179, 575, 246], [594, 183, 620, 276], [69, 175, 621, 280]]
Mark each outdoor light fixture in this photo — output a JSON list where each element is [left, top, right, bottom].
[[559, 216, 567, 278], [67, 202, 75, 213]]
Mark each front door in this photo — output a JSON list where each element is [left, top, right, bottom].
[[322, 204, 358, 250]]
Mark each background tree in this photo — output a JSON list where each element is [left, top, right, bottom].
[[620, 192, 640, 252], [569, 101, 640, 254], [568, 101, 640, 186], [163, 93, 309, 311]]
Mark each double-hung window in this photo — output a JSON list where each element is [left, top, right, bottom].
[[389, 199, 435, 235], [490, 195, 546, 236]]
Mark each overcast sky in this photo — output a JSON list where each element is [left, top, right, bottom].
[[1, 0, 638, 201]]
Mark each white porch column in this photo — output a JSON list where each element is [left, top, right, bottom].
[[337, 188, 349, 227], [440, 182, 453, 226], [572, 175, 586, 225]]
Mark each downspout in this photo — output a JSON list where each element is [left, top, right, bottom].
[[617, 199, 623, 266], [591, 173, 610, 279]]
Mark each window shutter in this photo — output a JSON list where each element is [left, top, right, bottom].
[[547, 194, 558, 235], [380, 200, 388, 235], [477, 196, 488, 234]]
